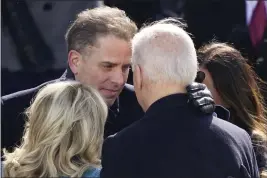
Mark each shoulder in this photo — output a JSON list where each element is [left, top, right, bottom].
[[118, 83, 136, 104], [104, 118, 143, 149], [119, 83, 144, 117], [1, 70, 69, 105], [211, 116, 253, 147], [209, 117, 259, 172], [1, 79, 58, 105], [120, 83, 135, 99], [101, 121, 142, 176], [103, 122, 139, 153], [82, 167, 101, 178], [212, 116, 248, 135], [124, 83, 135, 92]]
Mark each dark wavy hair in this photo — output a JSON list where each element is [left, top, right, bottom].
[[198, 42, 267, 143]]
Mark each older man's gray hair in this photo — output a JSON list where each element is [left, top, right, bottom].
[[131, 18, 198, 87]]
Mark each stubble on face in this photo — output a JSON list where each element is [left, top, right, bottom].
[[75, 35, 132, 107]]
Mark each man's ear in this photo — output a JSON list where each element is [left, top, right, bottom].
[[133, 64, 143, 90], [68, 50, 82, 75]]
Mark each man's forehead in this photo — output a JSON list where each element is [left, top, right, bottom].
[[85, 50, 131, 65], [83, 35, 132, 62]]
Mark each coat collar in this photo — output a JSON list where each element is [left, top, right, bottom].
[[145, 93, 189, 118], [214, 105, 230, 121]]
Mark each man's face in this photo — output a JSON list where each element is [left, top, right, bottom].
[[72, 35, 132, 106]]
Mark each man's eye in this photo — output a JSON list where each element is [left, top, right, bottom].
[[122, 66, 130, 72], [103, 65, 113, 69]]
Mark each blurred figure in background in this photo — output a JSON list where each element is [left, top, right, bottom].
[[246, 0, 267, 97], [104, 0, 162, 28], [198, 42, 267, 177], [184, 0, 267, 87], [3, 81, 108, 177], [184, 0, 266, 59], [1, 0, 102, 71]]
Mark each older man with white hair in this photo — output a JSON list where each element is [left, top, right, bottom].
[[100, 18, 259, 178]]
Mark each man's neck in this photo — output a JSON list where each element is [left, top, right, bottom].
[[142, 84, 186, 112]]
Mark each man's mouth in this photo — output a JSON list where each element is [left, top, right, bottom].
[[100, 89, 120, 98]]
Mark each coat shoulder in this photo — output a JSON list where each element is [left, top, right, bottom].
[[1, 79, 58, 105], [120, 83, 140, 109], [118, 83, 135, 102], [124, 83, 134, 92], [211, 116, 250, 141]]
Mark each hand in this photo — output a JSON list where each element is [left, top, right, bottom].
[[186, 82, 215, 114]]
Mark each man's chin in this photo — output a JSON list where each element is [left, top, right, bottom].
[[104, 97, 117, 107]]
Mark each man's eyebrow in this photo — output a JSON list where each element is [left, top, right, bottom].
[[100, 62, 132, 67], [100, 61, 118, 66]]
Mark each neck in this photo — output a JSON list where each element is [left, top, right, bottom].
[[142, 83, 186, 112]]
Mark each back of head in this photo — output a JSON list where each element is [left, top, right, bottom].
[[65, 6, 137, 53], [3, 81, 108, 177], [198, 42, 267, 143], [131, 18, 198, 87]]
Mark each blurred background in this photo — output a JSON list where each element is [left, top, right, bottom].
[[1, 0, 267, 96]]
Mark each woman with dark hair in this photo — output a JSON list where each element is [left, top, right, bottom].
[[197, 42, 267, 177]]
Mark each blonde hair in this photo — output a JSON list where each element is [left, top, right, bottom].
[[3, 81, 108, 177]]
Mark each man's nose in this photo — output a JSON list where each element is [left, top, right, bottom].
[[111, 70, 125, 86]]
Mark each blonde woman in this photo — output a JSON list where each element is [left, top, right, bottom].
[[2, 81, 108, 177]]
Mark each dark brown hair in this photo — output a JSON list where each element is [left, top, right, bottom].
[[198, 42, 267, 142], [65, 6, 137, 53]]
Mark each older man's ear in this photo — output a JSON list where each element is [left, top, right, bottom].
[[133, 64, 142, 90], [186, 83, 215, 114]]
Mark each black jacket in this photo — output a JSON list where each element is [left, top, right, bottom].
[[101, 94, 260, 178], [1, 69, 144, 151], [216, 107, 267, 172]]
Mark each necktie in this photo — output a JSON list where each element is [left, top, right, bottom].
[[249, 0, 267, 48]]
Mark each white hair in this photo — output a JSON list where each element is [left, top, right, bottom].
[[131, 19, 198, 86]]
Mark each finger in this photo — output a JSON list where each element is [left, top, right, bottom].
[[186, 82, 206, 92], [188, 90, 213, 100], [193, 97, 215, 107], [199, 105, 215, 114]]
